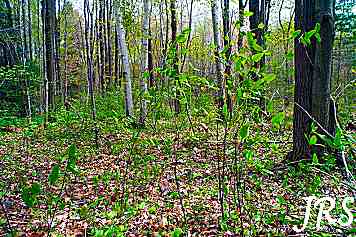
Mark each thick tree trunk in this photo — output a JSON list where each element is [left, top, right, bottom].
[[115, 7, 134, 117], [311, 0, 335, 133], [291, 0, 336, 160]]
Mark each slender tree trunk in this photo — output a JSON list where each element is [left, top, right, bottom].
[[211, 0, 224, 110], [84, 0, 97, 120], [95, 0, 101, 91], [28, 0, 33, 60], [180, 0, 194, 72], [37, 0, 41, 58], [22, 0, 28, 61], [140, 0, 151, 125], [99, 0, 105, 92], [159, 1, 164, 66], [147, 24, 154, 87], [163, 0, 169, 66], [114, 27, 120, 87], [222, 0, 232, 112], [106, 0, 113, 88], [115, 6, 134, 117], [63, 0, 68, 102], [55, 0, 60, 99], [44, 0, 56, 111], [170, 0, 180, 114], [103, 0, 108, 88]]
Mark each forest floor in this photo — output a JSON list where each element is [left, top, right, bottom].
[[0, 106, 355, 236]]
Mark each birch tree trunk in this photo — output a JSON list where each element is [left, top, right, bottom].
[[115, 5, 134, 117], [27, 0, 33, 61]]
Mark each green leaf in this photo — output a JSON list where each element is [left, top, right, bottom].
[[49, 164, 60, 185], [309, 135, 318, 145], [223, 103, 228, 118], [243, 11, 253, 17], [289, 30, 301, 40], [315, 32, 321, 43], [252, 43, 264, 52], [263, 73, 276, 83], [30, 182, 41, 195], [143, 71, 150, 79], [21, 187, 35, 207], [252, 53, 264, 62], [239, 124, 249, 140], [258, 22, 265, 29], [314, 23, 320, 32], [68, 144, 77, 160], [312, 153, 319, 164], [271, 112, 285, 128], [171, 228, 183, 237]]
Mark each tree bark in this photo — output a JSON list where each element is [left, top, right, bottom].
[[170, 0, 180, 114], [28, 0, 33, 60], [63, 0, 68, 102], [22, 0, 28, 61], [140, 0, 150, 125], [99, 0, 105, 92], [211, 0, 225, 110], [44, 0, 56, 110], [115, 5, 134, 117], [291, 0, 336, 160], [222, 0, 232, 112], [106, 0, 113, 87]]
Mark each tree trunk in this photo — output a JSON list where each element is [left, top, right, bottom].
[[28, 0, 33, 60], [180, 0, 194, 72], [140, 0, 151, 125], [63, 0, 68, 102], [55, 0, 60, 99], [222, 0, 231, 112], [44, 0, 56, 111], [114, 26, 120, 87], [106, 0, 113, 88], [170, 0, 180, 114], [311, 0, 335, 133], [99, 0, 105, 92], [22, 0, 28, 61], [211, 0, 225, 110], [291, 0, 336, 160], [115, 6, 134, 117]]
